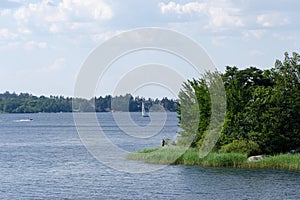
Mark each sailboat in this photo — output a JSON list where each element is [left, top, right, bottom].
[[141, 101, 149, 117]]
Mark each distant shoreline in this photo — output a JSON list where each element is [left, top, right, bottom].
[[0, 91, 178, 113], [0, 111, 177, 114]]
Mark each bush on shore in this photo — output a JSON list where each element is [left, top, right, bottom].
[[219, 140, 261, 156]]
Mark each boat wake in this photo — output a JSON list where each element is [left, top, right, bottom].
[[14, 119, 33, 122]]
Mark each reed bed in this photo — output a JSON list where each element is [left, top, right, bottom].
[[127, 147, 300, 170]]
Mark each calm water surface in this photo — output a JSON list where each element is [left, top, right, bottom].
[[0, 113, 299, 199]]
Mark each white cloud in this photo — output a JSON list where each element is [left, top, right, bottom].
[[242, 29, 267, 40], [61, 29, 122, 47], [0, 28, 18, 40], [250, 50, 264, 57], [49, 23, 62, 33], [49, 58, 65, 72], [207, 6, 243, 29], [158, 0, 244, 30], [257, 12, 290, 28], [272, 33, 298, 41], [24, 41, 48, 50], [67, 0, 113, 21], [0, 40, 48, 50], [14, 0, 113, 22], [17, 27, 31, 34], [14, 7, 30, 22], [159, 2, 206, 15], [0, 9, 12, 16], [90, 30, 123, 43], [0, 42, 19, 50], [211, 36, 227, 47], [13, 0, 113, 34], [8, 0, 22, 2]]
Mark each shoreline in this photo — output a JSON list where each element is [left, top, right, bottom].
[[127, 146, 300, 170]]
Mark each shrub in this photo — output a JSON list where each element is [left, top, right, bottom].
[[247, 140, 261, 155], [220, 140, 260, 156], [176, 135, 194, 146], [196, 130, 220, 152]]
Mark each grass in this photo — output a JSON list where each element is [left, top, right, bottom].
[[127, 146, 187, 165], [244, 154, 300, 170], [201, 153, 247, 168], [127, 147, 300, 170]]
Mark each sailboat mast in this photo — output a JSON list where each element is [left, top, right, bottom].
[[141, 100, 149, 117], [142, 102, 145, 115]]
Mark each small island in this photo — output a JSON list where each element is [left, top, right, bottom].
[[127, 52, 300, 170]]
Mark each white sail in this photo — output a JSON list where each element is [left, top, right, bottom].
[[142, 101, 149, 117]]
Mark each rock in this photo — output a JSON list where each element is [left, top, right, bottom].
[[289, 148, 300, 154], [289, 150, 296, 154], [247, 155, 266, 162]]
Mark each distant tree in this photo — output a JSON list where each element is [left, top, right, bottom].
[[0, 92, 178, 113]]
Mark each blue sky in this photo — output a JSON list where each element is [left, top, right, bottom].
[[0, 0, 299, 98]]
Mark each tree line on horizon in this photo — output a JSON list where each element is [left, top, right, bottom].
[[177, 52, 300, 155], [0, 92, 178, 113]]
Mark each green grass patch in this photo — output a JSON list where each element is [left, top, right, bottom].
[[127, 146, 187, 165], [137, 147, 161, 153], [201, 153, 247, 168], [179, 148, 202, 165], [127, 147, 300, 170], [244, 154, 300, 170]]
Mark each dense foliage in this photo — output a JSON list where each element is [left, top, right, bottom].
[[177, 52, 300, 154], [0, 93, 178, 113]]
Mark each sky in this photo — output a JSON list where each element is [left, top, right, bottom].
[[0, 0, 299, 98]]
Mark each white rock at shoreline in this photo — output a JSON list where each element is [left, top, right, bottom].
[[247, 155, 266, 162]]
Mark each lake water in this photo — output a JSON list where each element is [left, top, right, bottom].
[[0, 113, 300, 199]]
